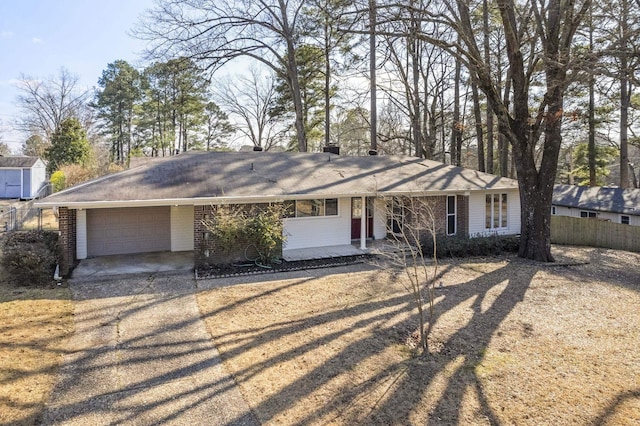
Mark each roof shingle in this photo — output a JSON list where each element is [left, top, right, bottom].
[[553, 184, 640, 215], [39, 152, 518, 206]]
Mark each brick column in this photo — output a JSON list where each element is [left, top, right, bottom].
[[58, 207, 77, 277]]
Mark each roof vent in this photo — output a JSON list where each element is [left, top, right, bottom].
[[323, 145, 340, 155], [253, 146, 263, 152]]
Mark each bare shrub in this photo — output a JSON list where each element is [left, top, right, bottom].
[[377, 196, 439, 354]]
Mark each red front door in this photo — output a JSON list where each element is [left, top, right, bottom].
[[351, 197, 373, 240]]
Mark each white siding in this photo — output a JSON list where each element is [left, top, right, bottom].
[[468, 189, 521, 237], [76, 209, 87, 260], [30, 160, 47, 198], [171, 205, 194, 251], [552, 205, 640, 226], [283, 197, 351, 250], [373, 197, 387, 239]]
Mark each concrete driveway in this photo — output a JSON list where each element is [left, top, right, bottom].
[[71, 251, 194, 278], [42, 272, 259, 425]]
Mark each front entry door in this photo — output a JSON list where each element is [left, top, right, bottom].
[[351, 197, 373, 240]]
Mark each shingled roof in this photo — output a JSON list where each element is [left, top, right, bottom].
[[37, 151, 518, 208], [553, 184, 640, 216], [0, 156, 42, 168]]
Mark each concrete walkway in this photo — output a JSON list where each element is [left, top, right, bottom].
[[42, 272, 259, 426]]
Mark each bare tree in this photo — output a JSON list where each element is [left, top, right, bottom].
[[213, 69, 287, 151], [135, 0, 309, 152], [375, 196, 439, 354], [408, 0, 592, 261], [15, 68, 90, 141]]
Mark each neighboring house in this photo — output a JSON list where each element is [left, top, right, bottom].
[[552, 184, 640, 225], [0, 156, 47, 199], [35, 151, 521, 276]]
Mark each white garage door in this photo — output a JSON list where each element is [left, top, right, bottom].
[[87, 207, 171, 257]]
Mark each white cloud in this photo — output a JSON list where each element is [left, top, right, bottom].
[[31, 37, 43, 44], [1, 30, 14, 39]]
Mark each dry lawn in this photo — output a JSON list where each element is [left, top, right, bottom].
[[197, 246, 640, 425], [20, 208, 58, 231], [0, 276, 73, 425]]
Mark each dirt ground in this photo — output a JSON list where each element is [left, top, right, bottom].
[[197, 246, 640, 425]]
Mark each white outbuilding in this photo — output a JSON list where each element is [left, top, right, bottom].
[[0, 156, 47, 199]]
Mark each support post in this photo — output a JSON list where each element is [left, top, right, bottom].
[[360, 196, 367, 250]]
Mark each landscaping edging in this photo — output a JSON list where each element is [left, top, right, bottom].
[[195, 254, 372, 280]]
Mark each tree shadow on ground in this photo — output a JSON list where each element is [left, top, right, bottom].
[[199, 259, 542, 424], [551, 245, 640, 293], [18, 272, 262, 426]]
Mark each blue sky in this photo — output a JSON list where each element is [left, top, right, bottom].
[[0, 0, 155, 152]]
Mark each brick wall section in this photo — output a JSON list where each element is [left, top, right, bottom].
[[58, 207, 77, 277], [392, 195, 469, 239], [457, 195, 469, 236], [194, 204, 283, 268]]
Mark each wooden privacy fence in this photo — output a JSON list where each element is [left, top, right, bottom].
[[551, 215, 640, 253]]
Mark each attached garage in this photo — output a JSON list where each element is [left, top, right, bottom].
[[86, 207, 171, 257]]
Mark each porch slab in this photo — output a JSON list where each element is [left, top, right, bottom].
[[282, 244, 366, 261], [72, 251, 194, 278]]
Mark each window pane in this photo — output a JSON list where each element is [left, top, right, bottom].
[[351, 198, 362, 218], [501, 193, 508, 227], [622, 215, 630, 224], [493, 194, 500, 228], [297, 199, 323, 217], [580, 211, 588, 218], [485, 195, 492, 228], [447, 215, 456, 235], [326, 198, 338, 216], [447, 196, 455, 214]]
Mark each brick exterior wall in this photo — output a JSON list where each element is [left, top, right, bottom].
[[391, 195, 469, 239], [58, 207, 77, 277], [194, 204, 283, 268], [457, 195, 469, 236]]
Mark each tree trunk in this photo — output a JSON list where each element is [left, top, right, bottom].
[[324, 17, 331, 149], [279, 0, 307, 152], [588, 7, 597, 186], [451, 56, 462, 166], [499, 71, 511, 177], [619, 0, 630, 188], [472, 80, 485, 171], [620, 63, 630, 188], [410, 22, 422, 158], [369, 0, 377, 152]]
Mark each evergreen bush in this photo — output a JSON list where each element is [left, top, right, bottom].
[[1, 230, 61, 286], [422, 234, 520, 258]]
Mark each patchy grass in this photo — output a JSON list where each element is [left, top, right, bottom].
[[0, 273, 73, 425], [196, 246, 640, 425]]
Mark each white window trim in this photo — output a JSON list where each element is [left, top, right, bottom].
[[286, 198, 340, 219], [580, 210, 597, 218], [446, 195, 456, 235], [485, 193, 508, 230]]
